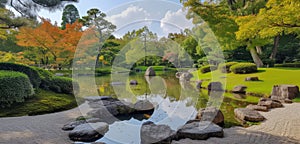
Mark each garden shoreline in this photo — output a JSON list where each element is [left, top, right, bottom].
[[0, 103, 300, 144]]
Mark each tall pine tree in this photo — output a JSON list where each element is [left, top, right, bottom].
[[61, 4, 80, 30]]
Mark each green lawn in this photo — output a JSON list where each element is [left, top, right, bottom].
[[193, 67, 300, 97], [0, 89, 78, 117]]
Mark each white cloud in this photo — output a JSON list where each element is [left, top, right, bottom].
[[160, 9, 194, 35], [106, 5, 150, 30]]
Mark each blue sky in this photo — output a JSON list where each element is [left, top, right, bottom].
[[38, 0, 194, 37]]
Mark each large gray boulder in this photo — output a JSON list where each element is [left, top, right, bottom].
[[271, 85, 299, 100], [234, 108, 265, 122], [145, 67, 156, 76], [177, 121, 224, 140], [140, 122, 176, 144], [69, 122, 109, 142], [196, 107, 224, 126]]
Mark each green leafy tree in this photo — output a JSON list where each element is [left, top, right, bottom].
[[61, 4, 80, 29], [79, 8, 116, 67], [236, 0, 300, 62]]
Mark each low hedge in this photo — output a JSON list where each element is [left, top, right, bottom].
[[32, 67, 54, 90], [218, 62, 238, 73], [0, 71, 34, 108], [95, 67, 111, 76], [48, 76, 79, 94], [274, 63, 300, 68], [230, 63, 258, 74], [0, 63, 41, 88], [200, 65, 218, 73]]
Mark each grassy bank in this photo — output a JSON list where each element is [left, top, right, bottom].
[[0, 89, 78, 117], [194, 67, 300, 97]]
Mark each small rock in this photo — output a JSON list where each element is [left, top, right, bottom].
[[62, 120, 86, 131], [207, 82, 223, 91], [234, 108, 265, 122], [284, 99, 293, 104], [134, 100, 154, 112], [175, 72, 182, 78], [179, 72, 193, 81], [69, 122, 109, 142], [196, 81, 203, 89], [129, 80, 138, 85], [245, 77, 259, 81], [196, 107, 224, 126], [140, 122, 176, 144], [145, 67, 156, 76], [177, 121, 224, 140], [246, 104, 268, 112], [232, 85, 247, 93]]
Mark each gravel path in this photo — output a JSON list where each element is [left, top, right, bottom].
[[1, 103, 300, 144], [0, 107, 83, 144], [173, 103, 300, 144]]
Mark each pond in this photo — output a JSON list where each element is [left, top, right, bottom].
[[75, 71, 260, 143]]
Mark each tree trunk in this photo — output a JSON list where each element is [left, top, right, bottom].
[[270, 35, 280, 60], [256, 46, 262, 55], [250, 47, 264, 67]]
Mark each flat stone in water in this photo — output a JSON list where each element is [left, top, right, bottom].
[[177, 121, 224, 140]]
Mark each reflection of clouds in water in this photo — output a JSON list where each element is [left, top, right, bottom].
[[96, 95, 197, 143]]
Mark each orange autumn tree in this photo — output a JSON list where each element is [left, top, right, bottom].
[[16, 18, 83, 68]]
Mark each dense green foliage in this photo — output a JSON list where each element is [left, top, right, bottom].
[[200, 65, 217, 74], [218, 62, 238, 73], [274, 63, 300, 68], [48, 76, 77, 94], [230, 63, 258, 74], [0, 63, 41, 88], [0, 89, 77, 117], [0, 71, 34, 108]]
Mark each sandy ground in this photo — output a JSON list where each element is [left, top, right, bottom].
[[1, 103, 300, 144]]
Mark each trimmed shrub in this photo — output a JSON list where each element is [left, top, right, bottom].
[[48, 76, 79, 94], [0, 63, 41, 88], [0, 71, 34, 108], [274, 63, 300, 68], [200, 65, 217, 73], [218, 62, 238, 73], [32, 67, 54, 90], [230, 63, 258, 74]]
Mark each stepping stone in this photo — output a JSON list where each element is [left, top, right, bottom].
[[234, 108, 265, 122], [177, 121, 224, 140], [69, 122, 109, 142], [246, 104, 268, 112], [140, 122, 176, 144]]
